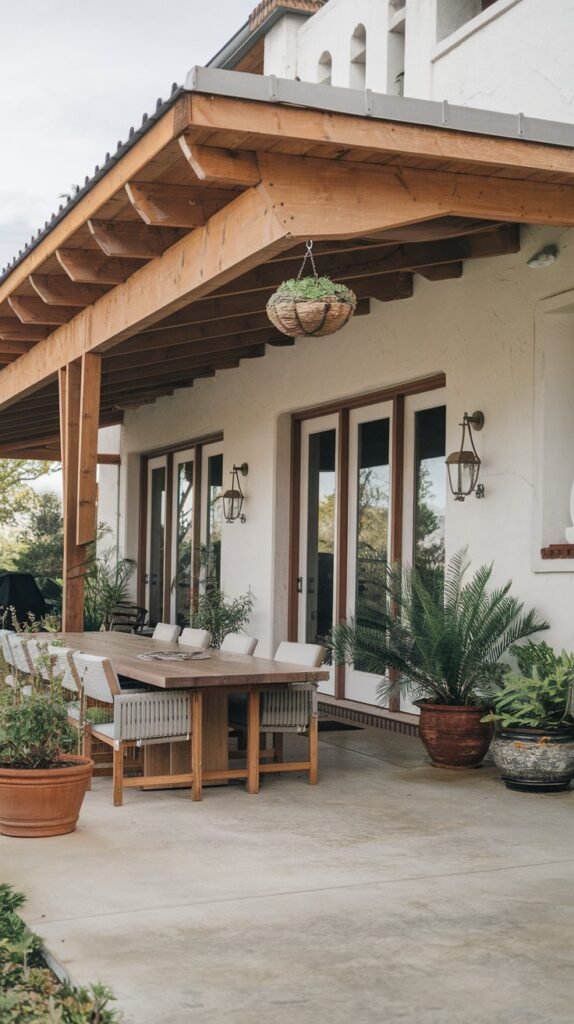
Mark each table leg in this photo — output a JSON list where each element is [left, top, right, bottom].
[[246, 688, 260, 795], [191, 690, 203, 801]]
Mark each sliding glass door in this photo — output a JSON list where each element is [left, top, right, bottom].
[[145, 456, 167, 626]]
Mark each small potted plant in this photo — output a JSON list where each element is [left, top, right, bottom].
[[0, 648, 94, 837], [483, 641, 574, 792], [267, 242, 356, 338], [328, 550, 548, 768]]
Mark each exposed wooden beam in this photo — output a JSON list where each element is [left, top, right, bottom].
[[0, 354, 20, 365], [351, 274, 414, 302], [126, 182, 214, 228], [0, 445, 119, 464], [0, 339, 36, 355], [77, 353, 102, 546], [212, 227, 517, 297], [7, 295, 76, 325], [29, 274, 105, 307], [88, 220, 181, 259], [257, 153, 574, 236], [189, 93, 574, 179], [56, 248, 144, 284], [417, 262, 463, 281], [179, 137, 261, 187], [0, 185, 293, 407], [367, 218, 502, 243], [0, 320, 48, 342]]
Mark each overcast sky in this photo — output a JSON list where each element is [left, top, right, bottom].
[[0, 0, 254, 269]]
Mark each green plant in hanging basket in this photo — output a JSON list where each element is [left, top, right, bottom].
[[267, 272, 357, 338]]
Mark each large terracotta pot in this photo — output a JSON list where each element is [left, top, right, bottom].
[[491, 727, 574, 792], [0, 755, 94, 838], [417, 703, 494, 768]]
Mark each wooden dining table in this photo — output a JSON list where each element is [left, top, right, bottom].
[[58, 632, 329, 797]]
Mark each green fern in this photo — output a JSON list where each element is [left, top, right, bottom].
[[328, 549, 548, 707]]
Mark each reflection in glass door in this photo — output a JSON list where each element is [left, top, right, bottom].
[[298, 416, 338, 694], [146, 457, 167, 626], [201, 443, 224, 590], [346, 403, 393, 704], [172, 450, 194, 627]]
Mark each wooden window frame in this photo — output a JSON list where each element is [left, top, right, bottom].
[[137, 432, 223, 615], [288, 374, 446, 702]]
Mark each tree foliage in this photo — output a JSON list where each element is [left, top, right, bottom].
[[13, 491, 63, 579], [0, 461, 57, 530]]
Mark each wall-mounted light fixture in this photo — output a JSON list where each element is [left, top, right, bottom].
[[222, 463, 248, 523], [446, 411, 484, 501]]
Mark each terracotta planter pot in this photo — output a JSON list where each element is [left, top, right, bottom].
[[417, 703, 494, 768], [0, 755, 94, 838], [491, 727, 574, 792]]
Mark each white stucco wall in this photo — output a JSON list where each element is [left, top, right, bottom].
[[266, 0, 574, 123], [119, 226, 574, 662]]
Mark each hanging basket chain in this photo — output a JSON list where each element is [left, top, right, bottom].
[[296, 240, 318, 281]]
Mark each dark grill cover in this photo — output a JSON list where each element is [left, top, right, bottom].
[[0, 572, 47, 629]]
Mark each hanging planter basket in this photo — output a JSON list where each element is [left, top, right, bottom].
[[267, 242, 357, 338]]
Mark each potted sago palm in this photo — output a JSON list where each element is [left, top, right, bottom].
[[328, 549, 548, 768]]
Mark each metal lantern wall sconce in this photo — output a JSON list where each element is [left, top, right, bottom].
[[446, 411, 485, 501], [222, 463, 248, 523]]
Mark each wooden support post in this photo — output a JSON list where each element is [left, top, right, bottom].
[[77, 353, 102, 546], [246, 688, 261, 795], [191, 690, 203, 802], [59, 362, 86, 631]]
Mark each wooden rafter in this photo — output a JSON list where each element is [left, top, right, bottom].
[[56, 249, 144, 284], [88, 220, 182, 259], [29, 274, 105, 307], [125, 182, 238, 228], [179, 138, 261, 187], [77, 353, 102, 545], [7, 296, 75, 325], [0, 320, 48, 342], [417, 262, 463, 281]]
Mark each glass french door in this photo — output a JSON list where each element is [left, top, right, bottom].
[[297, 415, 338, 695], [345, 402, 393, 704], [201, 442, 224, 590], [170, 448, 195, 627], [146, 456, 167, 626]]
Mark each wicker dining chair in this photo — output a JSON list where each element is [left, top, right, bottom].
[[229, 641, 325, 785], [178, 627, 211, 649], [4, 635, 34, 696], [71, 651, 202, 805], [0, 630, 16, 687]]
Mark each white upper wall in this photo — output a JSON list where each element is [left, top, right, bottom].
[[261, 0, 574, 121]]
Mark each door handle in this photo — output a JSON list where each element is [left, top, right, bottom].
[[296, 576, 303, 594]]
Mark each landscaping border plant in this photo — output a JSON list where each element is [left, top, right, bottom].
[[0, 883, 121, 1023]]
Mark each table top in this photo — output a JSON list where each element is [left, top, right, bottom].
[[58, 632, 330, 690]]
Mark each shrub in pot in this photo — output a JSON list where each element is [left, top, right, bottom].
[[0, 655, 93, 837], [328, 549, 548, 768], [267, 276, 357, 338], [483, 641, 574, 792]]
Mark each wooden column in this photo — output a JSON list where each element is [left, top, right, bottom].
[[58, 353, 101, 631]]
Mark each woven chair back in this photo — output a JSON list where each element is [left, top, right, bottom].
[[179, 627, 211, 649], [71, 652, 120, 704], [152, 622, 181, 644], [220, 633, 258, 655]]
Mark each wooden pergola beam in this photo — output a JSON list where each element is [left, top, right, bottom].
[[417, 262, 463, 281], [126, 182, 208, 228], [8, 295, 76, 326], [179, 139, 261, 186], [56, 249, 143, 284], [0, 320, 48, 342], [29, 274, 105, 307], [88, 220, 182, 259], [2, 150, 573, 411], [188, 93, 574, 178]]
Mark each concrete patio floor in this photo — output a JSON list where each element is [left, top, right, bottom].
[[3, 725, 574, 1024]]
